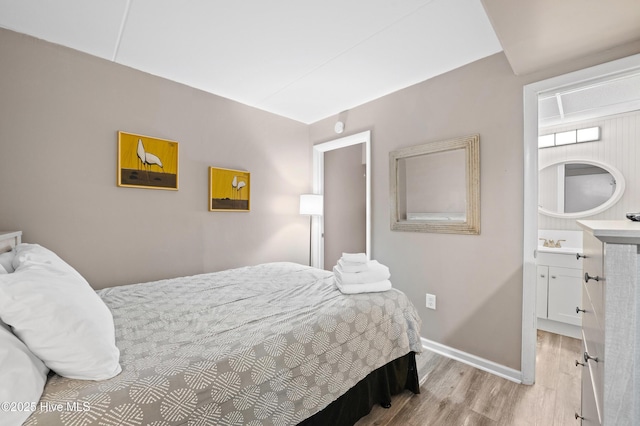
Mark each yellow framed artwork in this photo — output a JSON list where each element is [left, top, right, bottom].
[[209, 167, 250, 211], [117, 131, 179, 190]]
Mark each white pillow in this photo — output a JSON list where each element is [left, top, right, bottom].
[[0, 320, 49, 426], [0, 264, 6, 274], [0, 250, 14, 273], [0, 244, 121, 380]]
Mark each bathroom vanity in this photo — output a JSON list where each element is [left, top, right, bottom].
[[575, 220, 640, 425], [536, 230, 583, 338]]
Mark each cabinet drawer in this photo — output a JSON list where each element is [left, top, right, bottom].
[[582, 336, 604, 424], [582, 232, 603, 273], [580, 337, 601, 425], [583, 277, 604, 330], [581, 285, 603, 356], [537, 251, 583, 269], [582, 232, 604, 307]]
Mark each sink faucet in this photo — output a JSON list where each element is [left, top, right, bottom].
[[539, 238, 552, 247], [539, 238, 566, 248]]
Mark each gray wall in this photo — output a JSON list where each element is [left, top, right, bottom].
[[0, 29, 311, 289], [310, 44, 640, 371], [2, 26, 639, 371], [323, 144, 366, 270]]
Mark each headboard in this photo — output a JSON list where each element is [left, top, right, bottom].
[[0, 231, 22, 253]]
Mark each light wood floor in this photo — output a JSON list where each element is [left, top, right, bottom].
[[356, 330, 581, 426]]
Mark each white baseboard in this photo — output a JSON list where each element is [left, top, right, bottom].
[[421, 337, 523, 384]]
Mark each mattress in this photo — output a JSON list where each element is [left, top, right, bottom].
[[25, 262, 422, 425]]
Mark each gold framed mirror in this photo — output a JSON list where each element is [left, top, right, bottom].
[[389, 134, 480, 234]]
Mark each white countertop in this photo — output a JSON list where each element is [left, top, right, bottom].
[[537, 247, 582, 255], [577, 220, 640, 244]]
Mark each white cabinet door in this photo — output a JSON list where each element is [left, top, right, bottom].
[[536, 265, 548, 318], [548, 266, 582, 326]]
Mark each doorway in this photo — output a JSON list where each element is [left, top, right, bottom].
[[521, 53, 640, 384], [312, 131, 371, 269]]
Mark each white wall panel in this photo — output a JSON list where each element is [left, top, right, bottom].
[[539, 110, 640, 230]]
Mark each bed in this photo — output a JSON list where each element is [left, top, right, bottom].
[[0, 232, 422, 425]]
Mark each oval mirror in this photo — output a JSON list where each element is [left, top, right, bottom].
[[538, 160, 625, 218]]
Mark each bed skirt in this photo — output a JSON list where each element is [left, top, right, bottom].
[[299, 351, 420, 425]]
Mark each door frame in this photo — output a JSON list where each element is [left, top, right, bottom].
[[521, 53, 640, 385], [312, 130, 371, 269]]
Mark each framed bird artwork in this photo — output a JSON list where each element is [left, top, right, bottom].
[[117, 131, 179, 190], [209, 166, 250, 211]]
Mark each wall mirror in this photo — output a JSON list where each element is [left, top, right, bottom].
[[538, 159, 625, 218], [390, 134, 480, 234]]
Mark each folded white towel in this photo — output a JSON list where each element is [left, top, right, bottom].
[[334, 261, 390, 285], [337, 258, 369, 273], [335, 279, 392, 294], [341, 252, 368, 264]]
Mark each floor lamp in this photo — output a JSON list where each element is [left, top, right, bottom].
[[299, 194, 323, 267]]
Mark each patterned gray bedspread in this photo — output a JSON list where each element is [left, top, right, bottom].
[[25, 262, 422, 425]]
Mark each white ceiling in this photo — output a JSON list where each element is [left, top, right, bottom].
[[2, 1, 639, 125], [539, 71, 640, 129], [0, 0, 502, 124]]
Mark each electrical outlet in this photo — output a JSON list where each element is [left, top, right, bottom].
[[426, 293, 436, 310]]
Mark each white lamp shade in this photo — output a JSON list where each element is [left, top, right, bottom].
[[299, 194, 323, 215]]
